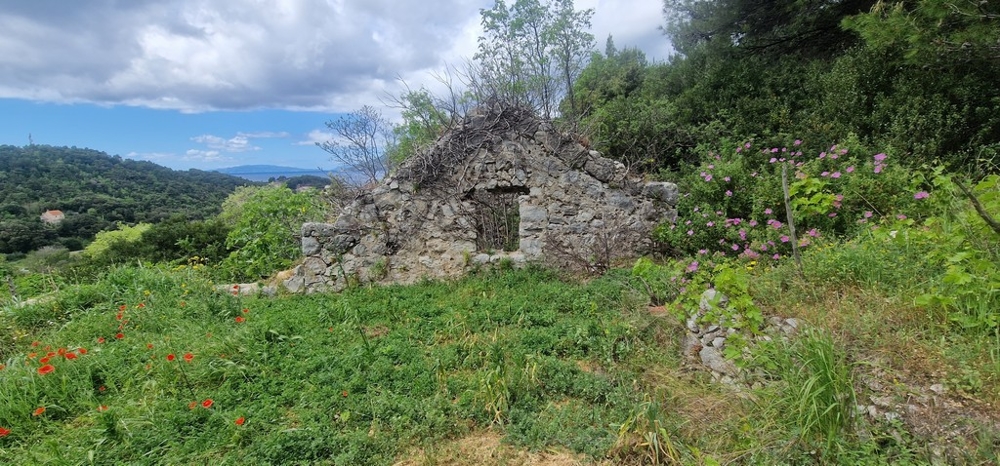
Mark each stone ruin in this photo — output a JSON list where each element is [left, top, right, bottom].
[[284, 103, 678, 293]]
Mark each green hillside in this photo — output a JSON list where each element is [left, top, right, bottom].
[[0, 145, 254, 254]]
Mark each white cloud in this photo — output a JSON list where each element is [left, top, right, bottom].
[[0, 1, 669, 112], [183, 148, 228, 163], [295, 129, 336, 146]]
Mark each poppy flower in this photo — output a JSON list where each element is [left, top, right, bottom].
[[46, 352, 56, 357], [97, 405, 108, 412], [201, 399, 213, 409], [166, 354, 176, 361], [31, 341, 40, 347], [137, 302, 145, 308], [39, 357, 50, 364], [180, 301, 186, 307], [97, 337, 105, 344], [28, 352, 37, 359], [146, 343, 154, 350], [37, 364, 55, 375], [64, 353, 77, 360], [235, 316, 245, 323], [78, 348, 87, 354], [119, 305, 127, 312], [188, 401, 197, 410], [183, 353, 194, 363], [235, 416, 245, 426], [57, 348, 67, 356], [115, 333, 124, 340], [242, 308, 249, 314], [116, 312, 123, 320], [32, 407, 45, 416], [99, 385, 106, 392], [0, 427, 9, 437], [0, 364, 5, 370], [341, 390, 348, 398]]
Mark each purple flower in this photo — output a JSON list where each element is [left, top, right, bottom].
[[830, 172, 841, 179], [764, 208, 773, 215], [874, 164, 884, 174], [769, 157, 777, 163], [725, 190, 733, 197], [806, 228, 819, 237], [780, 235, 790, 243], [704, 174, 713, 182], [846, 166, 855, 173], [896, 214, 907, 220], [698, 249, 708, 255], [863, 211, 873, 219], [687, 230, 694, 236], [706, 221, 715, 227], [874, 153, 887, 162], [914, 191, 930, 200], [686, 261, 699, 273], [828, 212, 837, 218], [724, 176, 731, 182], [771, 148, 779, 153], [748, 220, 758, 227], [731, 243, 740, 251], [794, 139, 802, 146], [772, 254, 781, 260], [707, 164, 715, 169], [821, 171, 829, 177]]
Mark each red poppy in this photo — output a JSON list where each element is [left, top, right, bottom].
[[183, 353, 194, 363], [64, 353, 77, 360], [39, 357, 50, 364], [235, 316, 245, 323], [188, 401, 197, 410], [342, 390, 348, 398], [78, 348, 88, 354], [32, 407, 45, 416], [235, 416, 245, 426], [46, 352, 56, 357], [31, 341, 40, 347], [0, 427, 10, 437], [28, 352, 37, 359], [119, 305, 127, 312], [97, 405, 108, 412], [115, 333, 124, 340], [180, 301, 186, 307], [116, 312, 123, 320], [232, 284, 239, 290], [57, 348, 67, 356], [201, 399, 213, 409], [137, 302, 145, 309], [0, 364, 5, 370], [99, 385, 106, 392], [242, 308, 249, 314], [166, 354, 176, 361], [147, 343, 154, 350], [37, 364, 55, 375], [97, 337, 106, 344]]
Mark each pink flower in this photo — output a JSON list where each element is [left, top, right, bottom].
[[897, 214, 907, 220], [706, 222, 715, 227], [687, 230, 694, 236], [725, 190, 732, 197], [723, 176, 731, 182], [874, 153, 887, 162], [914, 191, 930, 200], [794, 139, 802, 146], [686, 261, 699, 273], [748, 220, 758, 227], [830, 172, 841, 179], [806, 229, 819, 237], [846, 166, 855, 173], [874, 164, 883, 174], [863, 211, 873, 219], [820, 171, 829, 177], [731, 243, 739, 251], [769, 157, 777, 163], [780, 235, 790, 243], [764, 208, 773, 215], [704, 174, 713, 182]]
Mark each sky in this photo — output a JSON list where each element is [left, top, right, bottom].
[[0, 0, 672, 171]]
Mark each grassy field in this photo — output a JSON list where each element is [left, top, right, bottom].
[[1, 252, 998, 464]]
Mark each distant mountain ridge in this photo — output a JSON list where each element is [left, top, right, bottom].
[[214, 165, 334, 181]]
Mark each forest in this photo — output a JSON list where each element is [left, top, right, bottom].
[[0, 145, 253, 255]]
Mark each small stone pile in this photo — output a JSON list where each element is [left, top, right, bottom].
[[682, 289, 800, 383]]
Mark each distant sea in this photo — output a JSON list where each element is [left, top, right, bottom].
[[214, 165, 334, 182]]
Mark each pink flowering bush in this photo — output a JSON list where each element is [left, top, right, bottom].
[[655, 138, 924, 260]]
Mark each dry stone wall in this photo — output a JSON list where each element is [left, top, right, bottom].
[[285, 104, 678, 293]]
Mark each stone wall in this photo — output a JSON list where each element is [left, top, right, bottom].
[[284, 105, 678, 293]]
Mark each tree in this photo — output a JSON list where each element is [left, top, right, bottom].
[[548, 0, 594, 118], [317, 106, 397, 186], [220, 185, 324, 280], [473, 0, 594, 118]]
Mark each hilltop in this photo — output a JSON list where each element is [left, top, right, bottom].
[[0, 145, 254, 254]]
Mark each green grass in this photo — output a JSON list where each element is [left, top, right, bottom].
[[2, 246, 998, 464]]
